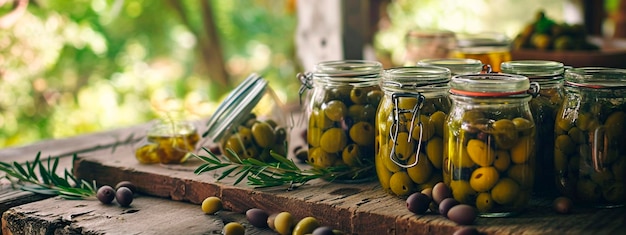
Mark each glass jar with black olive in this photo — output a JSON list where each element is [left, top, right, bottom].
[[501, 60, 565, 197], [375, 66, 451, 197], [554, 67, 626, 208], [444, 73, 538, 217], [203, 74, 289, 163], [298, 60, 383, 182]]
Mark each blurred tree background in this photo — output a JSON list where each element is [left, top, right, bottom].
[[0, 0, 298, 147], [1, 0, 621, 148]]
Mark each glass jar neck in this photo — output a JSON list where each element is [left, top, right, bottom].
[[312, 60, 382, 87]]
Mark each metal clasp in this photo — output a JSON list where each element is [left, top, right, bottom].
[[389, 92, 426, 168], [297, 72, 313, 106], [528, 81, 541, 98]]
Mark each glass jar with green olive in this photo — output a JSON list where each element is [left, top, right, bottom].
[[298, 60, 382, 182], [375, 66, 451, 197], [444, 73, 538, 217], [203, 74, 289, 163], [501, 60, 565, 197], [417, 58, 485, 75], [555, 67, 626, 208]]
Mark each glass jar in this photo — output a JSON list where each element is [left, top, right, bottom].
[[403, 29, 456, 66], [135, 120, 200, 164], [444, 73, 538, 217], [203, 74, 289, 163], [418, 58, 486, 75], [501, 60, 565, 197], [375, 66, 451, 197], [298, 60, 383, 182], [554, 67, 626, 208], [452, 32, 511, 72]]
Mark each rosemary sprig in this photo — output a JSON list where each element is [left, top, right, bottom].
[[193, 147, 373, 189], [0, 152, 96, 199]]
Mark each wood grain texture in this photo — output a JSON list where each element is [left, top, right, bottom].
[[73, 143, 626, 235], [1, 195, 276, 235]]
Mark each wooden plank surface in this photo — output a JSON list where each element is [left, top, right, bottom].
[[72, 141, 626, 234], [1, 194, 275, 235]]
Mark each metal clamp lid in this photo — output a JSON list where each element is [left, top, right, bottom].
[[203, 73, 268, 141]]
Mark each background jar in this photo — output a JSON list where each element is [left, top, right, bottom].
[[444, 73, 537, 217], [375, 66, 451, 197], [135, 119, 200, 164], [403, 29, 456, 66], [418, 58, 485, 75], [554, 67, 626, 208], [501, 60, 565, 197], [452, 32, 511, 72], [203, 74, 289, 163], [299, 60, 382, 182]]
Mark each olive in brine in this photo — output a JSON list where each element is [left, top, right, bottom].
[[252, 122, 276, 148]]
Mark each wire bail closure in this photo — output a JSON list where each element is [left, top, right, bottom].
[[389, 92, 426, 168]]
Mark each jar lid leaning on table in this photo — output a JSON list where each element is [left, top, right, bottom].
[[375, 65, 451, 197], [554, 67, 626, 208], [444, 73, 539, 217], [298, 60, 383, 183], [202, 73, 290, 163]]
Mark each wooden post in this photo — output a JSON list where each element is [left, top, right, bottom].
[[295, 0, 380, 71]]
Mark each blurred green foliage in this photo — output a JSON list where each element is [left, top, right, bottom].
[[0, 0, 297, 147]]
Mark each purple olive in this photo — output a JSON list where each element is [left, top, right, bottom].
[[115, 181, 137, 194], [406, 192, 431, 214], [246, 208, 269, 228], [438, 198, 460, 217], [115, 187, 134, 207], [447, 205, 477, 225], [96, 185, 115, 204]]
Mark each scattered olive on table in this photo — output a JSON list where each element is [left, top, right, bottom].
[[438, 198, 460, 218], [201, 196, 223, 214], [96, 185, 116, 204], [115, 187, 134, 207], [312, 226, 335, 235], [293, 216, 321, 235], [222, 222, 245, 235], [553, 196, 573, 214], [115, 181, 137, 194], [245, 208, 269, 228], [272, 211, 295, 235], [406, 192, 431, 214], [447, 205, 478, 225], [453, 226, 480, 235]]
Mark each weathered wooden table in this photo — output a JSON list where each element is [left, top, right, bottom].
[[1, 121, 625, 235]]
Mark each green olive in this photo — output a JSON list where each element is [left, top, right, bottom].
[[555, 134, 575, 156], [397, 97, 418, 110], [512, 117, 533, 135], [324, 100, 348, 122], [491, 178, 521, 205], [382, 143, 402, 172], [510, 136, 532, 164], [293, 217, 320, 235], [342, 144, 362, 166], [348, 105, 365, 121], [556, 117, 574, 132], [450, 180, 477, 204], [492, 119, 518, 149], [308, 147, 337, 168], [575, 112, 593, 131], [475, 192, 494, 213], [393, 132, 414, 161], [430, 111, 447, 137], [242, 146, 260, 159], [604, 111, 625, 138], [350, 87, 369, 104], [507, 164, 533, 189], [469, 166, 499, 192], [554, 149, 568, 172], [389, 171, 416, 196], [576, 179, 601, 202], [493, 150, 511, 172], [367, 90, 383, 105], [567, 127, 585, 144], [450, 144, 476, 168], [252, 122, 276, 148], [349, 121, 375, 146], [466, 139, 495, 167], [319, 128, 347, 153], [312, 107, 334, 129], [412, 115, 435, 141], [307, 127, 322, 148], [238, 127, 254, 146], [376, 154, 393, 190], [602, 182, 625, 203], [273, 212, 295, 235], [135, 144, 160, 164], [223, 222, 245, 235], [426, 137, 443, 169], [223, 135, 245, 161], [407, 153, 433, 184]]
